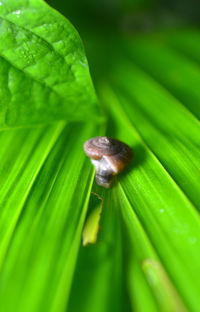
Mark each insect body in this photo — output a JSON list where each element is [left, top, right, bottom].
[[84, 136, 133, 188]]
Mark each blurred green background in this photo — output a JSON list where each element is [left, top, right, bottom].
[[47, 0, 200, 31]]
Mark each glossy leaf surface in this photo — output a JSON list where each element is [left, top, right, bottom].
[[0, 0, 99, 128]]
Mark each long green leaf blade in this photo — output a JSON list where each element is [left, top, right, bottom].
[[98, 83, 200, 311], [122, 37, 200, 119], [68, 187, 130, 312], [109, 57, 200, 211], [0, 122, 96, 311]]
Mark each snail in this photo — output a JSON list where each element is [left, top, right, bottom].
[[84, 136, 133, 188]]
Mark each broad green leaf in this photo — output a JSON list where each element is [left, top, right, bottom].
[[0, 122, 98, 311], [0, 0, 99, 128]]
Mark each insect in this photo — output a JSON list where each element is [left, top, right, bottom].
[[84, 136, 133, 188]]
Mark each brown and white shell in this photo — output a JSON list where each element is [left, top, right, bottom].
[[84, 136, 133, 188]]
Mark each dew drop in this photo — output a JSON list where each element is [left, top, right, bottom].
[[13, 10, 21, 15]]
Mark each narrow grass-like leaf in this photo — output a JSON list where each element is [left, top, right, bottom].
[[0, 122, 97, 312], [126, 257, 159, 312], [0, 122, 65, 265], [68, 186, 130, 312], [0, 0, 99, 127], [163, 29, 200, 64], [1, 6, 200, 311], [122, 37, 200, 119], [98, 83, 200, 311], [142, 259, 187, 312], [116, 185, 186, 312], [108, 57, 200, 211]]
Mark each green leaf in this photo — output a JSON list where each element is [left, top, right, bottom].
[[68, 187, 129, 312], [122, 36, 200, 119], [0, 122, 98, 311], [163, 28, 200, 65], [116, 184, 187, 312], [82, 192, 103, 246], [0, 0, 99, 128], [1, 5, 200, 310], [97, 82, 200, 311], [108, 58, 200, 211]]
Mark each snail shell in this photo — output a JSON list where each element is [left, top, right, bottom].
[[84, 136, 133, 188]]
